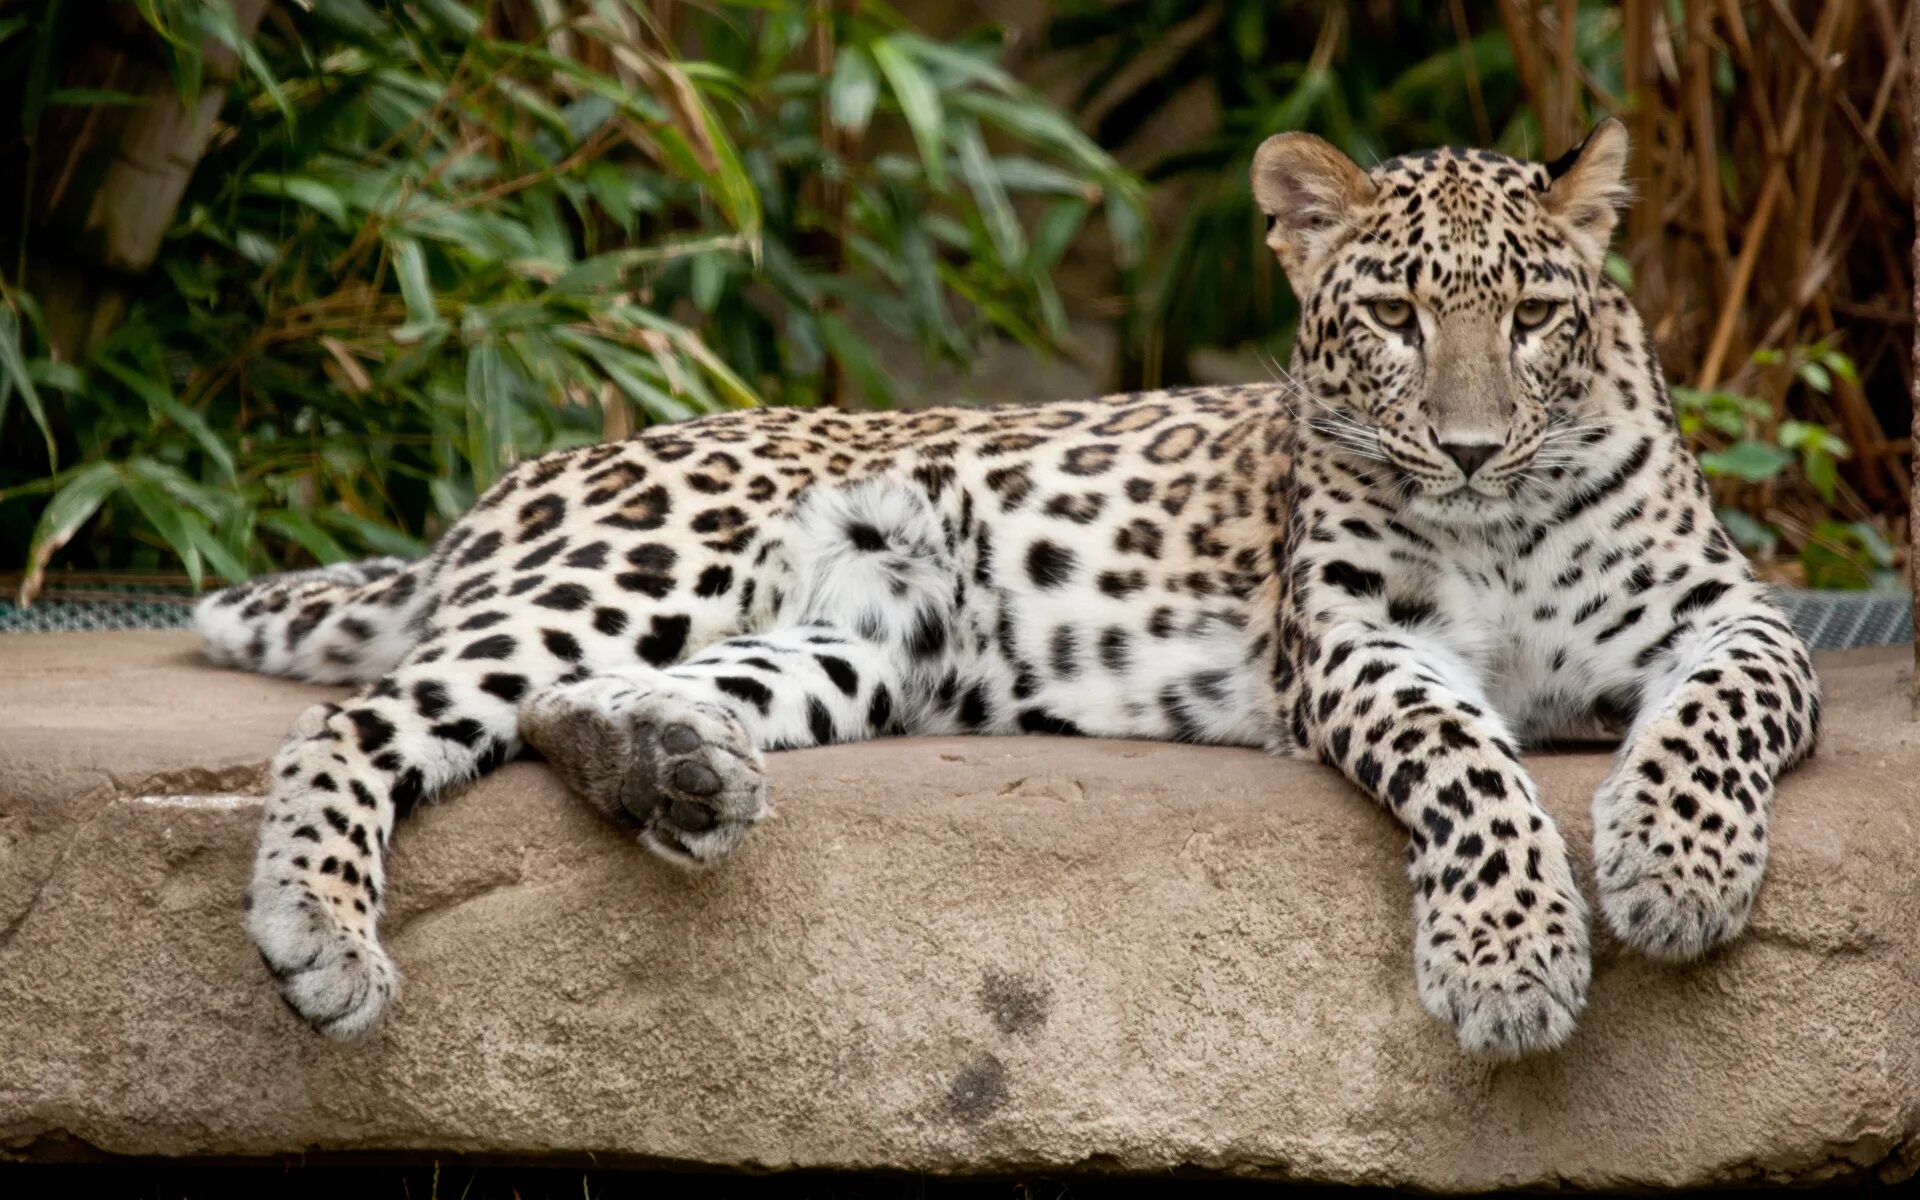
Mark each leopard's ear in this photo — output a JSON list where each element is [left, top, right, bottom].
[[1541, 118, 1630, 265], [1251, 133, 1374, 277]]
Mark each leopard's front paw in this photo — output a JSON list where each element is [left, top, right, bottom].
[[1412, 839, 1591, 1059], [1593, 743, 1770, 961], [248, 882, 396, 1040], [523, 676, 768, 869]]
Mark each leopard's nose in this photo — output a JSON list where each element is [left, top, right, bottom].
[[1439, 441, 1499, 479]]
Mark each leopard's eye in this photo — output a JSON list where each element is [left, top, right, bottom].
[[1367, 298, 1415, 330], [1514, 298, 1558, 331]]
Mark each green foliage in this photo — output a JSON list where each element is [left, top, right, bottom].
[[0, 0, 1140, 597], [1801, 520, 1898, 591], [1044, 1, 1618, 382], [1672, 343, 1888, 590], [1, 1, 1901, 597], [1673, 346, 1858, 505]]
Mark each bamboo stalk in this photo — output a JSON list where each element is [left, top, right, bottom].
[[1694, 3, 1842, 390], [1449, 0, 1494, 145], [1496, 1, 1554, 152], [1684, 1, 1732, 299], [1764, 0, 1902, 190], [1715, 0, 1755, 64], [1622, 3, 1648, 238], [1553, 0, 1579, 147], [26, 0, 271, 361]]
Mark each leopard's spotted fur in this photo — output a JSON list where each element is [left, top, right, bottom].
[[198, 120, 1819, 1058]]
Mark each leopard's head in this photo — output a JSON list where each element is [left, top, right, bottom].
[[1252, 120, 1630, 525]]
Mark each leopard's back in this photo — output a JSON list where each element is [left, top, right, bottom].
[[202, 386, 1293, 701]]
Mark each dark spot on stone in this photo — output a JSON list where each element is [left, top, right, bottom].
[[978, 970, 1050, 1035], [945, 1054, 1010, 1123]]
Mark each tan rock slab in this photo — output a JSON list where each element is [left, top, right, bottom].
[[1, 633, 1915, 1188]]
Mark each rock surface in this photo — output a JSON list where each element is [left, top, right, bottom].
[[0, 632, 1916, 1188]]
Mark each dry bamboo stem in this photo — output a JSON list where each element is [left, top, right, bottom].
[[1553, 0, 1579, 148], [1496, 1, 1554, 151], [1449, 0, 1494, 144], [27, 0, 270, 361], [1695, 3, 1841, 390], [1685, 1, 1733, 296]]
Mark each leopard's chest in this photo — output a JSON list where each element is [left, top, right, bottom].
[[1413, 539, 1645, 743]]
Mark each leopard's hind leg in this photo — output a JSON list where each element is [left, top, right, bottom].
[[246, 619, 585, 1038], [247, 476, 956, 1038], [522, 477, 958, 867]]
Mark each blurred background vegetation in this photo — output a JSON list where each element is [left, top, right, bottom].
[[0, 0, 1910, 602]]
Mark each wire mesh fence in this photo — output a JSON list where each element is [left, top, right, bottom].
[[1, 576, 1909, 652]]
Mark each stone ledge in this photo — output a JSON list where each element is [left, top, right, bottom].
[[1, 633, 1916, 1189]]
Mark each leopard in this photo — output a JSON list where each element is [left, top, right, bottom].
[[196, 118, 1819, 1059]]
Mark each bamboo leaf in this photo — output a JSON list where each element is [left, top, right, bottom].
[[182, 516, 249, 584], [829, 45, 880, 135], [816, 313, 893, 408], [1717, 508, 1777, 552], [548, 235, 751, 295], [464, 336, 511, 491], [318, 510, 429, 559], [0, 308, 56, 468], [991, 156, 1096, 197], [691, 252, 728, 312], [26, 359, 86, 392], [124, 476, 205, 590], [871, 37, 946, 189], [691, 91, 763, 244], [895, 34, 1020, 96], [20, 462, 120, 604], [92, 355, 237, 480], [389, 236, 446, 340], [413, 0, 482, 35], [950, 91, 1117, 182], [1104, 189, 1147, 271], [625, 309, 760, 410], [1029, 198, 1092, 272], [247, 174, 352, 226], [889, 194, 949, 349], [1804, 450, 1838, 503], [124, 456, 233, 516], [954, 118, 1023, 270], [200, 1, 293, 125], [260, 509, 351, 564], [19, 1, 60, 133], [1699, 441, 1794, 482]]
